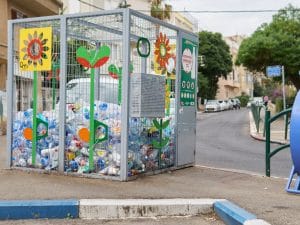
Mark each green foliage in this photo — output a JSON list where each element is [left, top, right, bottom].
[[197, 72, 209, 99], [237, 93, 250, 107], [253, 80, 264, 97], [152, 118, 170, 149], [237, 4, 300, 90], [198, 31, 232, 99], [262, 78, 278, 97], [275, 98, 283, 112], [150, 0, 172, 20]]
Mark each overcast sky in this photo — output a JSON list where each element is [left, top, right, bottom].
[[166, 0, 300, 37]]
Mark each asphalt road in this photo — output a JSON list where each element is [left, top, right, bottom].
[[0, 215, 223, 225], [196, 108, 292, 178]]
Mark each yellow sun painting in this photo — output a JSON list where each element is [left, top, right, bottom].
[[19, 27, 52, 71]]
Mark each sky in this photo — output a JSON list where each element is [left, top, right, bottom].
[[166, 0, 300, 37]]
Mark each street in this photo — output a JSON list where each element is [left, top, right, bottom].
[[196, 108, 292, 178]]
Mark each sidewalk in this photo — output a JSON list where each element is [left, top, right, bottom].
[[0, 133, 299, 225], [249, 111, 289, 145]]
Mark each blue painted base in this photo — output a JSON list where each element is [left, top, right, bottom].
[[286, 166, 300, 194], [214, 200, 256, 225], [0, 200, 79, 220]]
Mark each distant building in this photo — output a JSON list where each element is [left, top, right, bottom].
[[0, 0, 62, 91], [169, 11, 198, 33], [63, 0, 197, 32], [216, 35, 253, 99], [63, 0, 151, 14]]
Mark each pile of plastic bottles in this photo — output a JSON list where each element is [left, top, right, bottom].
[[11, 100, 176, 177]]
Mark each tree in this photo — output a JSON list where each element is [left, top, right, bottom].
[[198, 31, 232, 99], [150, 0, 172, 20], [236, 4, 300, 90], [118, 0, 131, 8], [197, 72, 209, 100], [253, 80, 264, 97]]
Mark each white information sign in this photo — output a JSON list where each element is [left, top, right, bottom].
[[130, 73, 165, 118]]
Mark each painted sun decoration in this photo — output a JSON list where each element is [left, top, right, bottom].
[[19, 27, 52, 71], [154, 32, 171, 70]]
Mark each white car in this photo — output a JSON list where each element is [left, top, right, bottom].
[[225, 100, 233, 110], [218, 100, 228, 111], [205, 100, 221, 112], [66, 76, 118, 104]]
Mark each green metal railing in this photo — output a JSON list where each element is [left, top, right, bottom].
[[251, 104, 265, 133], [265, 108, 292, 177]]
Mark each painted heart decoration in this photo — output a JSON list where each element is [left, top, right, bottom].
[[108, 64, 121, 79], [76, 46, 110, 68]]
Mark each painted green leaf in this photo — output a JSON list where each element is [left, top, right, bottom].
[[76, 46, 91, 68], [152, 140, 161, 149], [153, 119, 160, 130], [161, 137, 169, 147], [92, 45, 110, 68], [162, 119, 170, 129], [108, 64, 120, 79], [129, 63, 134, 73], [76, 45, 110, 68]]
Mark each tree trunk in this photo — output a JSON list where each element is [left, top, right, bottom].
[[289, 74, 300, 91]]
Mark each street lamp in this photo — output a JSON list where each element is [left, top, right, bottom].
[[198, 55, 205, 67]]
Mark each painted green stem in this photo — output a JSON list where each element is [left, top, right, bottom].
[[52, 78, 56, 110], [166, 78, 171, 116], [118, 74, 122, 105], [159, 119, 163, 167], [89, 68, 95, 171], [32, 70, 38, 166]]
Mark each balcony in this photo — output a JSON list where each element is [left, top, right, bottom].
[[11, 0, 62, 16]]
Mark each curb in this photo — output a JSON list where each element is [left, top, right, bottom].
[[248, 112, 288, 145], [0, 199, 78, 220], [214, 200, 270, 225], [79, 198, 218, 219], [0, 198, 271, 225]]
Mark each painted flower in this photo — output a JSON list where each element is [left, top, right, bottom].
[[21, 31, 49, 67], [47, 62, 60, 80], [154, 32, 171, 69]]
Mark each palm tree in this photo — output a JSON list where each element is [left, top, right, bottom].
[[118, 0, 131, 8], [150, 0, 172, 21]]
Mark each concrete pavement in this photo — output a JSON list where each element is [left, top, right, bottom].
[[0, 162, 298, 224], [0, 111, 299, 224], [249, 111, 289, 145]]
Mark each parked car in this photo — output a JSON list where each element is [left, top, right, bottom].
[[205, 100, 221, 112], [65, 77, 118, 104], [230, 98, 241, 109], [225, 100, 233, 110], [218, 100, 228, 111]]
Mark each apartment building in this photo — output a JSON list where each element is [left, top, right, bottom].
[[0, 0, 62, 90], [216, 35, 253, 99]]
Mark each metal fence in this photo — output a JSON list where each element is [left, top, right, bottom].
[[7, 9, 198, 181]]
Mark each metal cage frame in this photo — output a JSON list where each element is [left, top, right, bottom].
[[7, 9, 198, 181]]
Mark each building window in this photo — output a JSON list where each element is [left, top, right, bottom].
[[11, 8, 27, 19]]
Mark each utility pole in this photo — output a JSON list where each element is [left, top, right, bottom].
[[282, 65, 286, 111]]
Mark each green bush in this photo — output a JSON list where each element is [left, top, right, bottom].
[[275, 98, 283, 112], [237, 94, 250, 107]]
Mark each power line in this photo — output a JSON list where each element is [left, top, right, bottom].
[[73, 1, 300, 14]]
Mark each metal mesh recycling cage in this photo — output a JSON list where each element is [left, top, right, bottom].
[[7, 9, 198, 181]]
